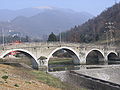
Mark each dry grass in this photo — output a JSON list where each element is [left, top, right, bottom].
[[0, 64, 61, 90]]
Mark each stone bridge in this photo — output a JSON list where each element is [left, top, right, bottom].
[[0, 42, 118, 69]]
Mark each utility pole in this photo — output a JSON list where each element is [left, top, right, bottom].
[[105, 23, 109, 47], [60, 32, 61, 43], [104, 30, 108, 47], [19, 33, 21, 42], [105, 22, 115, 47], [58, 29, 61, 43], [2, 28, 5, 47]]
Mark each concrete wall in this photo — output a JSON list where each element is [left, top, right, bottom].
[[49, 71, 120, 90], [68, 71, 120, 90]]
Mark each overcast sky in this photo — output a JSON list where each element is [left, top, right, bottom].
[[0, 0, 120, 15]]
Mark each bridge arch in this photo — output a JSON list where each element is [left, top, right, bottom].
[[107, 51, 118, 59], [0, 49, 39, 69], [85, 49, 105, 65], [107, 51, 118, 64], [47, 46, 80, 65]]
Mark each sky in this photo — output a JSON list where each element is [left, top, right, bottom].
[[0, 0, 120, 15]]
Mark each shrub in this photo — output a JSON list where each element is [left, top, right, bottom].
[[25, 81, 31, 84], [14, 84, 19, 87], [1, 75, 8, 82]]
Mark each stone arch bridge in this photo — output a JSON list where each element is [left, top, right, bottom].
[[0, 42, 119, 69]]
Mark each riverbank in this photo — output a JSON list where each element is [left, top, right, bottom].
[[0, 64, 61, 90], [0, 63, 87, 90]]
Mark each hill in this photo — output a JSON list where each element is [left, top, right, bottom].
[[0, 8, 45, 21], [63, 2, 120, 44], [0, 8, 93, 39]]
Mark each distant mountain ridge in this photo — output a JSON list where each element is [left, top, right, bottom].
[[0, 7, 93, 21], [0, 7, 93, 38], [0, 8, 45, 21]]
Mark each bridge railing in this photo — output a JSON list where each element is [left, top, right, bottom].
[[0, 42, 81, 49], [0, 42, 117, 52]]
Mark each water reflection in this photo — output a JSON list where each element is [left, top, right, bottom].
[[49, 65, 80, 72], [48, 58, 120, 72]]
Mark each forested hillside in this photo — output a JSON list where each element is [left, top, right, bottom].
[[62, 3, 120, 44]]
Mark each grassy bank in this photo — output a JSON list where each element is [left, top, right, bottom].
[[30, 70, 87, 90], [0, 64, 60, 90], [49, 58, 73, 65], [0, 61, 88, 90], [31, 70, 65, 89]]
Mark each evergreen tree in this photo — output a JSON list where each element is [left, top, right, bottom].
[[47, 32, 57, 42]]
